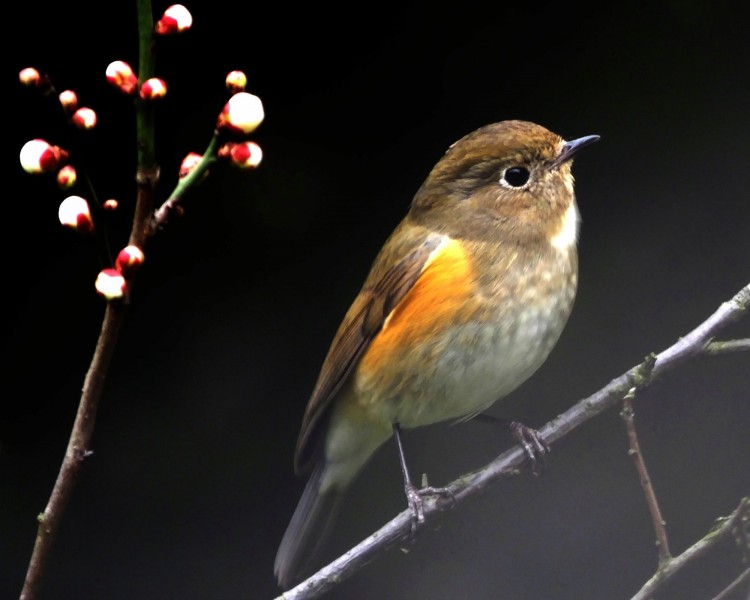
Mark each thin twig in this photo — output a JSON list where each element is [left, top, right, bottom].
[[630, 497, 750, 600], [705, 338, 750, 355], [149, 132, 221, 233], [275, 282, 750, 600], [710, 567, 750, 600], [621, 390, 672, 563]]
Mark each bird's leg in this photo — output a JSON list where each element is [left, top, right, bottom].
[[474, 413, 551, 476], [392, 423, 454, 531]]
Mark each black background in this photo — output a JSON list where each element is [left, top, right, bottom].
[[3, 1, 749, 599]]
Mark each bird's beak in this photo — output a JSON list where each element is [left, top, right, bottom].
[[553, 134, 600, 167]]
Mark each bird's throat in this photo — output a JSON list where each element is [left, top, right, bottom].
[[548, 202, 580, 253]]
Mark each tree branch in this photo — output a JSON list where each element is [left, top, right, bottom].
[[275, 281, 750, 600], [705, 338, 750, 355], [20, 305, 127, 600], [621, 390, 672, 564], [630, 497, 750, 600], [21, 2, 158, 597], [149, 132, 222, 233], [710, 567, 750, 600]]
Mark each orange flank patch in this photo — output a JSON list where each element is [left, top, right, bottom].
[[360, 238, 476, 375]]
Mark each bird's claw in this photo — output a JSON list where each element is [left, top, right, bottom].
[[509, 421, 551, 475], [404, 482, 455, 534], [406, 484, 425, 529]]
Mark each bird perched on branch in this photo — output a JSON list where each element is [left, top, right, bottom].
[[274, 120, 599, 589]]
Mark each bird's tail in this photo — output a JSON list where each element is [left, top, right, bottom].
[[274, 462, 345, 590]]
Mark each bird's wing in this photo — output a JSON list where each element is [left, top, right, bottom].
[[293, 231, 445, 473]]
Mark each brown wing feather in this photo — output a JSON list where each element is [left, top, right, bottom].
[[293, 230, 443, 473]]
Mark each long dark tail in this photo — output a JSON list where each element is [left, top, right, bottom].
[[274, 463, 345, 590]]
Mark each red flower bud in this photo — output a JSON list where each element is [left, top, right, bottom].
[[179, 152, 203, 178], [155, 4, 193, 34], [225, 70, 248, 94], [19, 67, 41, 87], [58, 90, 78, 113], [95, 269, 127, 300], [106, 61, 138, 95], [216, 92, 264, 135], [71, 107, 97, 130], [221, 141, 263, 169], [56, 165, 77, 189], [19, 67, 52, 93], [58, 196, 94, 233], [20, 139, 69, 174], [115, 245, 145, 278], [139, 78, 168, 100]]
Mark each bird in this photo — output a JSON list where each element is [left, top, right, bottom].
[[274, 119, 599, 589]]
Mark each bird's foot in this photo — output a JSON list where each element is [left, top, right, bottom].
[[404, 480, 455, 533], [508, 421, 551, 476]]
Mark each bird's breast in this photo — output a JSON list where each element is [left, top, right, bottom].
[[352, 238, 577, 428]]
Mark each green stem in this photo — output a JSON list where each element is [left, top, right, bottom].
[[130, 0, 159, 249], [149, 131, 223, 232], [136, 0, 157, 168]]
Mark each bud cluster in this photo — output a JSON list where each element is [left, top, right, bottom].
[[18, 3, 265, 301], [178, 72, 265, 178], [93, 245, 147, 300]]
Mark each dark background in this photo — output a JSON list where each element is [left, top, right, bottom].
[[3, 1, 749, 599]]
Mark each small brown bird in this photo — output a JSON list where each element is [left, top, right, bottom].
[[274, 120, 599, 588]]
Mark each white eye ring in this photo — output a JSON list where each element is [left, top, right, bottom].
[[501, 166, 530, 188]]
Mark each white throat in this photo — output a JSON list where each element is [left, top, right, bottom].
[[549, 202, 580, 252]]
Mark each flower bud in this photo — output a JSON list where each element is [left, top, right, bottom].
[[58, 196, 94, 233], [95, 268, 126, 300], [225, 70, 247, 94], [179, 152, 203, 178], [20, 139, 69, 174], [220, 141, 263, 169], [58, 90, 79, 113], [71, 107, 97, 130], [19, 67, 41, 86], [106, 61, 138, 95], [103, 199, 119, 211], [19, 67, 52, 93], [139, 78, 168, 101], [155, 4, 193, 34], [56, 165, 77, 189], [216, 92, 264, 135], [115, 245, 145, 278]]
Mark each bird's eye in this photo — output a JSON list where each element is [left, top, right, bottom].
[[502, 166, 530, 187]]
